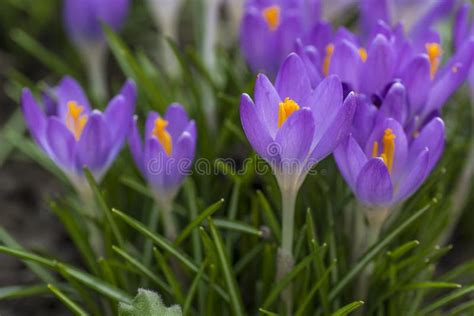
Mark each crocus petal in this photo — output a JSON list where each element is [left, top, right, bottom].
[[329, 40, 361, 88], [334, 135, 368, 191], [306, 21, 333, 53], [454, 3, 471, 51], [365, 118, 408, 181], [409, 117, 445, 173], [45, 117, 76, 173], [275, 14, 303, 63], [359, 0, 390, 40], [275, 108, 314, 163], [410, 0, 456, 42], [355, 158, 393, 206], [351, 95, 377, 146], [164, 103, 190, 140], [394, 148, 429, 203], [104, 95, 133, 156], [143, 137, 165, 190], [424, 39, 474, 116], [310, 92, 356, 162], [240, 8, 276, 74], [400, 55, 431, 117], [76, 111, 112, 177], [360, 34, 395, 95], [55, 76, 91, 120], [119, 79, 137, 106], [21, 89, 49, 152], [305, 75, 343, 143], [240, 94, 275, 162], [254, 74, 281, 138], [275, 53, 312, 104], [128, 116, 144, 174], [379, 82, 407, 124], [145, 111, 160, 140], [295, 41, 322, 88], [164, 124, 196, 191]]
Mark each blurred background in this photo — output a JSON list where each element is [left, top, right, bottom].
[[0, 0, 473, 315]]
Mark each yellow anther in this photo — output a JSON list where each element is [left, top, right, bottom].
[[323, 43, 335, 77], [425, 43, 442, 79], [371, 128, 396, 173], [262, 5, 280, 31], [66, 101, 88, 140], [359, 48, 368, 62], [277, 97, 300, 128], [152, 117, 173, 156]]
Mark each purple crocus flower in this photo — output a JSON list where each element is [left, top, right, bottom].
[[299, 23, 474, 127], [240, 0, 320, 75], [334, 115, 445, 208], [21, 76, 136, 188], [128, 104, 197, 202], [240, 52, 355, 286], [63, 0, 130, 44], [240, 53, 356, 190]]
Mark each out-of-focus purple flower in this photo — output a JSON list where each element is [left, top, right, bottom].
[[335, 115, 445, 208], [240, 0, 321, 75], [240, 53, 356, 190], [63, 0, 130, 44], [454, 2, 474, 92], [299, 23, 474, 126], [359, 0, 456, 41], [21, 76, 136, 186], [129, 104, 196, 201]]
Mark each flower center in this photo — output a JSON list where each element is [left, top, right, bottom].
[[278, 97, 300, 128], [262, 5, 280, 31], [323, 43, 335, 76], [425, 42, 442, 79], [66, 101, 88, 140], [371, 128, 396, 173], [359, 48, 368, 62], [152, 117, 173, 156]]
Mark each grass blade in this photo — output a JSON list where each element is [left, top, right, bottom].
[[208, 218, 245, 316], [331, 301, 365, 316], [48, 284, 88, 316]]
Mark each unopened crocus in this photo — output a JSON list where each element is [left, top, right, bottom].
[[240, 53, 355, 289], [63, 0, 130, 100], [335, 115, 445, 228], [21, 76, 136, 191], [240, 0, 321, 75], [129, 104, 196, 240]]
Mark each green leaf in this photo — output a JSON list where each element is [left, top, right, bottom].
[[257, 190, 281, 243], [48, 284, 88, 316], [329, 203, 432, 300], [262, 250, 317, 309], [175, 198, 224, 245], [208, 218, 245, 316], [213, 218, 263, 237], [0, 246, 132, 304], [0, 285, 51, 300], [118, 289, 182, 316], [153, 247, 185, 304], [419, 285, 474, 315], [183, 263, 206, 316], [84, 168, 124, 248], [402, 282, 461, 290], [331, 301, 364, 316], [10, 29, 78, 76], [0, 227, 55, 283], [112, 246, 170, 295], [386, 240, 420, 260]]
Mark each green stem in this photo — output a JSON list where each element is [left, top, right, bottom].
[[277, 187, 298, 315], [159, 199, 177, 241], [80, 42, 107, 103]]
